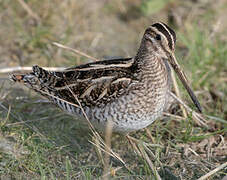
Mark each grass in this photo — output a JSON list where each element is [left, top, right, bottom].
[[0, 0, 227, 179]]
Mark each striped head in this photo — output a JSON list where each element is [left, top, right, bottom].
[[141, 22, 202, 113], [142, 22, 176, 59]]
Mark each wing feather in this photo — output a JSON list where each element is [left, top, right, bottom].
[[51, 57, 137, 107]]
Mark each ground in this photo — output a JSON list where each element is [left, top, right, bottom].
[[0, 0, 226, 179]]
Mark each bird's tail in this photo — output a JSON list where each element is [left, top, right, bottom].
[[10, 65, 53, 92]]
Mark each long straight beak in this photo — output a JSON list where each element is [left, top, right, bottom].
[[169, 53, 202, 113]]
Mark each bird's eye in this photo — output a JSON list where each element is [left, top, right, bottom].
[[155, 34, 161, 41]]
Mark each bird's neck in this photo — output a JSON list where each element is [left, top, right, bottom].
[[135, 40, 163, 71], [133, 39, 170, 89]]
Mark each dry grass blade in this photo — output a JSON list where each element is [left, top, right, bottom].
[[142, 143, 159, 162], [126, 135, 142, 156], [0, 102, 80, 165], [0, 67, 65, 74], [65, 83, 97, 133], [35, 89, 80, 108], [6, 116, 54, 126], [17, 0, 41, 23], [137, 142, 161, 179], [205, 115, 227, 124], [171, 69, 187, 118], [0, 102, 43, 138], [127, 136, 164, 149], [197, 162, 227, 180], [126, 135, 162, 179], [145, 128, 156, 143], [103, 121, 113, 180], [102, 167, 122, 178], [89, 140, 125, 165], [169, 91, 208, 127], [52, 42, 99, 61], [93, 136, 105, 166], [17, 83, 124, 168], [64, 83, 126, 168], [163, 112, 186, 121], [3, 104, 11, 125]]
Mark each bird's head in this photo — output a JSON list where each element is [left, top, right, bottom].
[[142, 22, 202, 113]]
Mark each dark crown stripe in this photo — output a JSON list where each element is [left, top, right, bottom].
[[161, 23, 176, 44], [151, 22, 176, 50]]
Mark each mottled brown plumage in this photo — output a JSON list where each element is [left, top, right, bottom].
[[10, 22, 202, 133]]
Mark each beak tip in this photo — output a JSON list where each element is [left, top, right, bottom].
[[194, 100, 202, 113], [198, 106, 203, 113]]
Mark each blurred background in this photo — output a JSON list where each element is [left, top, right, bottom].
[[0, 0, 226, 179]]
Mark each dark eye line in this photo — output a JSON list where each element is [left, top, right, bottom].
[[155, 34, 161, 41]]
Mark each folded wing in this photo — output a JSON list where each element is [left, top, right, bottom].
[[11, 57, 138, 107]]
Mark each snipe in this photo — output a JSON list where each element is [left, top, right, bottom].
[[11, 22, 202, 133]]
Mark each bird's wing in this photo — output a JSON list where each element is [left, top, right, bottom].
[[11, 57, 140, 107], [51, 57, 139, 107]]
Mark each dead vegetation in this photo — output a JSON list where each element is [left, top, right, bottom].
[[0, 0, 226, 179]]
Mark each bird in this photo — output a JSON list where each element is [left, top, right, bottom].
[[10, 22, 202, 133]]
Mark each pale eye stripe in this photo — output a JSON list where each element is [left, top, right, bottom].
[[158, 22, 175, 50], [150, 27, 169, 49], [151, 23, 174, 51]]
